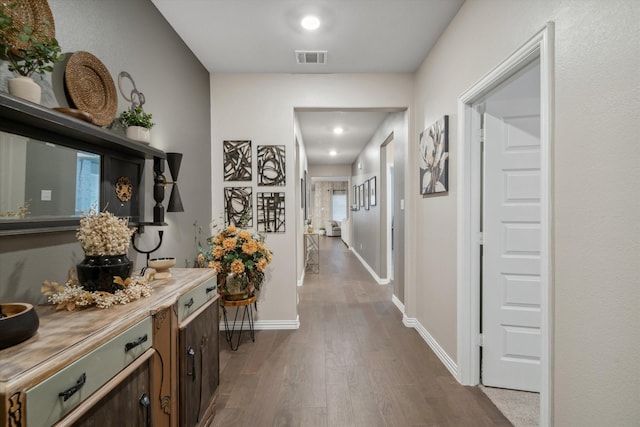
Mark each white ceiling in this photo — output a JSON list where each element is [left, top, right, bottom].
[[151, 0, 464, 165], [297, 110, 391, 165]]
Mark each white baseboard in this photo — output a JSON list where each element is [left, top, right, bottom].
[[220, 316, 300, 331], [350, 247, 390, 285], [392, 294, 405, 314], [403, 316, 458, 379]]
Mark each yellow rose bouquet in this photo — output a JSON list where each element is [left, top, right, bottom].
[[198, 223, 272, 299]]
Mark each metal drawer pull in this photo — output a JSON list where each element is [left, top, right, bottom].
[[58, 373, 86, 401], [140, 393, 151, 427], [206, 286, 216, 293], [125, 334, 148, 352], [184, 298, 194, 309], [187, 346, 196, 381]]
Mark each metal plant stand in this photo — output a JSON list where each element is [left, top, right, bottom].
[[221, 296, 256, 351]]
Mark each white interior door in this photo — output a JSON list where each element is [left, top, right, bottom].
[[481, 63, 542, 392]]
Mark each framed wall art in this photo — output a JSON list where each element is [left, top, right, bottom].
[[369, 176, 377, 206], [223, 140, 252, 181], [352, 184, 359, 211], [359, 183, 365, 207], [257, 192, 285, 233], [364, 179, 370, 210], [224, 186, 253, 226], [257, 145, 285, 186], [419, 115, 449, 194]]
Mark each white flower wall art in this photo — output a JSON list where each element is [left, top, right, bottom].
[[419, 115, 449, 194]]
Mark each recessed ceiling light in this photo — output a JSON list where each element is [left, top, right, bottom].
[[333, 126, 344, 135], [329, 150, 337, 156], [301, 15, 320, 31]]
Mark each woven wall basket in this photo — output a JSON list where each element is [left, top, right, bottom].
[[64, 51, 118, 127], [3, 0, 55, 55]]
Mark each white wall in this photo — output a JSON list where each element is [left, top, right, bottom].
[[411, 0, 640, 425], [210, 73, 413, 323]]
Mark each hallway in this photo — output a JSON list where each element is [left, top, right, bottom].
[[213, 237, 511, 426]]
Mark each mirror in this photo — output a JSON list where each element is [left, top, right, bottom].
[[0, 130, 100, 221]]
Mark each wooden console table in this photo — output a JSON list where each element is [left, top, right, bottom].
[[0, 268, 219, 427], [304, 233, 320, 273]]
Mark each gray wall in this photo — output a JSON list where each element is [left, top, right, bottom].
[[351, 111, 406, 301], [0, 0, 211, 304]]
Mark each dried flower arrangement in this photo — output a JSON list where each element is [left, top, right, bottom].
[[76, 209, 135, 256], [42, 272, 151, 311], [196, 222, 272, 298]]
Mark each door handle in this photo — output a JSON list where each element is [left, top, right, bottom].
[[187, 346, 196, 381], [139, 393, 151, 427], [58, 373, 86, 401], [124, 334, 148, 352]]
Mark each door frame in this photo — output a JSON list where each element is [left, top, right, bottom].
[[380, 133, 394, 282], [456, 24, 554, 426]]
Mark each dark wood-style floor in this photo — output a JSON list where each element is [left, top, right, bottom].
[[212, 237, 512, 427]]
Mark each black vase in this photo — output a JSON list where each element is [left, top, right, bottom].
[[77, 255, 133, 293]]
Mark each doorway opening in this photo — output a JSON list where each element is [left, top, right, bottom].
[[457, 24, 554, 426]]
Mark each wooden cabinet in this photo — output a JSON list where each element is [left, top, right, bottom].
[[61, 349, 154, 427], [151, 273, 220, 427], [179, 299, 219, 426], [0, 269, 219, 427]]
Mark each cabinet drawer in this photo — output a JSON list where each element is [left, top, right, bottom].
[[25, 317, 153, 427], [177, 276, 217, 322]]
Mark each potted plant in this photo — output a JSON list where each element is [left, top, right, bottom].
[[75, 209, 136, 293], [0, 6, 64, 104], [318, 227, 326, 236], [197, 223, 272, 301], [118, 105, 155, 144]]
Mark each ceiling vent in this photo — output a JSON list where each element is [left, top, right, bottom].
[[295, 50, 328, 65]]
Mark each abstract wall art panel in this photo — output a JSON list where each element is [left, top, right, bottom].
[[224, 186, 253, 227], [257, 145, 286, 186], [223, 140, 252, 181], [257, 192, 285, 233]]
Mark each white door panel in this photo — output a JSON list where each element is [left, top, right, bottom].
[[483, 110, 541, 392]]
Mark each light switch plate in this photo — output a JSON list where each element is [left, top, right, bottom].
[[41, 190, 52, 201]]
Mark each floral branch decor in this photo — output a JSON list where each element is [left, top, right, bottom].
[[42, 271, 152, 311], [196, 219, 273, 300]]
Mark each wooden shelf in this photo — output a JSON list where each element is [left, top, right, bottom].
[[0, 92, 165, 159]]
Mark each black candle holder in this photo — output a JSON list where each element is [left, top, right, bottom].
[[131, 153, 183, 260]]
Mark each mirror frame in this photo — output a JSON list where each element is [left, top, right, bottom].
[[0, 93, 166, 236]]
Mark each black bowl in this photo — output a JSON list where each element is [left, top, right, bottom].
[[0, 303, 39, 349]]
